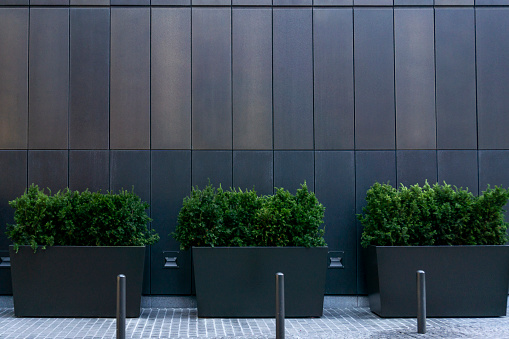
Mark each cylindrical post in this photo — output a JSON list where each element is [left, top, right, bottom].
[[276, 272, 285, 339], [417, 270, 426, 334], [117, 274, 126, 339]]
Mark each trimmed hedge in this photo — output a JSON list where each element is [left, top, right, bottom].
[[7, 184, 159, 251], [173, 183, 326, 250], [358, 182, 509, 247]]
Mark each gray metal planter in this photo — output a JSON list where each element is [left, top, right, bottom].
[[193, 246, 328, 318], [9, 245, 145, 317], [366, 245, 509, 317]]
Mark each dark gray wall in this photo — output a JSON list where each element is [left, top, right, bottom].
[[0, 2, 508, 296]]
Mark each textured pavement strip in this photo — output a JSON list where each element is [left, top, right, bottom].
[[0, 307, 509, 338]]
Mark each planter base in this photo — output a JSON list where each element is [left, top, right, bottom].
[[9, 246, 145, 317], [193, 247, 328, 318], [366, 245, 509, 317]]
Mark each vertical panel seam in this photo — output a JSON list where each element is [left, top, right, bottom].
[[433, 6, 438, 183], [272, 4, 275, 194], [27, 7, 31, 186], [393, 7, 398, 185], [67, 7, 70, 188], [474, 6, 480, 194]]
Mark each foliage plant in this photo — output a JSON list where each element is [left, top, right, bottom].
[[173, 182, 326, 250], [358, 181, 509, 248], [7, 184, 159, 252]]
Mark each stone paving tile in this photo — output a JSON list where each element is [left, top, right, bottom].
[[0, 307, 508, 338]]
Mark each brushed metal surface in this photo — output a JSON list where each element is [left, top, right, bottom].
[[29, 8, 69, 150], [233, 8, 272, 150], [110, 8, 150, 150], [273, 8, 313, 150], [0, 9, 28, 149], [314, 8, 354, 150], [395, 8, 435, 150], [192, 8, 232, 150], [151, 8, 191, 150], [70, 8, 110, 150]]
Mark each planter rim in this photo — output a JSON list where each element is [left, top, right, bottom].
[[10, 245, 145, 249], [192, 246, 328, 249], [368, 244, 509, 248]]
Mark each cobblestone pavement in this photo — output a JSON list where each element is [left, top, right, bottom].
[[0, 307, 508, 338]]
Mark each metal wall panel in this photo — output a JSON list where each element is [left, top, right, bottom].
[[29, 8, 69, 150], [232, 8, 272, 150], [476, 9, 509, 149], [193, 0, 231, 5], [233, 151, 273, 196], [354, 9, 395, 150], [395, 8, 435, 150], [151, 8, 191, 150], [273, 0, 312, 5], [0, 152, 27, 249], [110, 150, 151, 293], [274, 151, 314, 193], [151, 150, 192, 295], [273, 8, 313, 150], [394, 0, 433, 5], [233, 0, 271, 5], [70, 0, 110, 5], [355, 151, 396, 294], [192, 8, 232, 150], [0, 151, 26, 294], [28, 151, 68, 191], [354, 0, 392, 5], [192, 151, 233, 189], [70, 8, 110, 150], [438, 150, 478, 195], [479, 151, 509, 191], [396, 150, 437, 187], [69, 151, 109, 193], [314, 0, 352, 4], [111, 0, 150, 5], [110, 8, 150, 150], [0, 9, 28, 149], [435, 8, 476, 150], [31, 0, 69, 4], [315, 151, 356, 294], [0, 0, 29, 4], [313, 8, 354, 150]]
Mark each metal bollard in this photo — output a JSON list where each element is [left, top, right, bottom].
[[117, 274, 126, 339], [276, 272, 285, 339], [417, 270, 426, 334]]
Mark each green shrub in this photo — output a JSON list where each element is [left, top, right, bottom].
[[358, 182, 509, 248], [7, 184, 159, 252], [173, 183, 326, 250]]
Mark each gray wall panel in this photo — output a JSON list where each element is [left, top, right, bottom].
[[315, 151, 356, 294], [192, 151, 233, 189], [233, 8, 272, 150], [477, 9, 509, 149], [397, 150, 437, 187], [29, 8, 69, 150], [151, 150, 192, 295], [69, 151, 109, 193], [395, 8, 435, 150], [233, 151, 273, 196], [110, 8, 150, 150], [0, 151, 27, 249], [192, 8, 232, 150], [314, 8, 354, 150], [354, 9, 395, 150], [193, 0, 231, 5], [273, 9, 314, 150], [70, 8, 110, 150], [0, 9, 28, 149], [273, 0, 312, 5], [151, 8, 191, 150], [70, 0, 110, 5], [435, 9, 476, 150], [31, 0, 69, 4], [0, 151, 26, 294], [28, 151, 68, 191], [438, 150, 478, 195], [110, 150, 151, 294], [479, 151, 509, 191], [356, 151, 396, 294], [274, 151, 314, 193]]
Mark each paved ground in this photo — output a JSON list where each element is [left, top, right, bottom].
[[0, 306, 509, 339]]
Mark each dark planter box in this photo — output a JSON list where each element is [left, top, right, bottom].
[[9, 245, 145, 317], [366, 245, 509, 317], [193, 246, 328, 318]]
